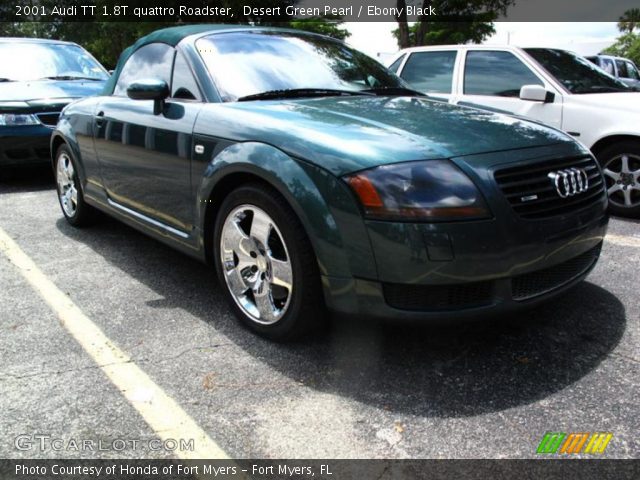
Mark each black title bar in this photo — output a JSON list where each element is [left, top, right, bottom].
[[6, 0, 639, 22]]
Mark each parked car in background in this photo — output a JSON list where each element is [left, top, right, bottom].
[[586, 54, 640, 88], [0, 38, 108, 169], [53, 25, 607, 341], [388, 45, 640, 217]]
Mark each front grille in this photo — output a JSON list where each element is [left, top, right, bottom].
[[511, 243, 602, 301], [35, 112, 60, 127], [494, 155, 605, 219], [383, 281, 493, 311]]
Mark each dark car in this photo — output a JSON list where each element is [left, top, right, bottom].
[[0, 38, 108, 168], [52, 25, 608, 340]]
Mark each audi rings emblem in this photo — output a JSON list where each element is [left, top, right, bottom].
[[547, 168, 589, 198]]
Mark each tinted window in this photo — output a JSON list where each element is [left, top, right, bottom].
[[525, 48, 630, 94], [171, 51, 201, 100], [388, 54, 406, 74], [400, 51, 456, 94], [615, 59, 629, 78], [196, 32, 405, 102], [464, 50, 542, 96], [114, 43, 174, 96], [625, 61, 640, 80], [601, 58, 615, 75], [0, 42, 107, 81]]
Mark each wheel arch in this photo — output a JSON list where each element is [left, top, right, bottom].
[[50, 132, 68, 170], [197, 141, 373, 282], [590, 134, 640, 157]]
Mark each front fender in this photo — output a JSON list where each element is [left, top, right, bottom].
[[51, 100, 101, 198], [195, 140, 377, 282], [50, 118, 79, 169]]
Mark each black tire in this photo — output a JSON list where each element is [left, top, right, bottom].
[[213, 183, 325, 341], [595, 140, 640, 218], [54, 144, 98, 227]]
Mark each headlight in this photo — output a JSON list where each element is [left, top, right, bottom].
[[344, 160, 491, 221], [0, 114, 40, 126]]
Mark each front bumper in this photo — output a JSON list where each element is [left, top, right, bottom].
[[323, 216, 606, 322], [322, 147, 609, 322], [0, 125, 53, 167]]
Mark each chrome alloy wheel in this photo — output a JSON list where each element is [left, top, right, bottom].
[[56, 152, 78, 217], [603, 153, 640, 208], [220, 204, 293, 325]]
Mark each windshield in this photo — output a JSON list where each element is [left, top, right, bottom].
[[0, 42, 108, 82], [524, 48, 631, 94], [196, 31, 405, 101]]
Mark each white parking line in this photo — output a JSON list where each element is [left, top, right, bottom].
[[605, 233, 640, 248], [0, 226, 229, 460]]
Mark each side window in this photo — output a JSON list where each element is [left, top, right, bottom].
[[171, 51, 202, 101], [626, 61, 640, 80], [464, 50, 542, 97], [400, 51, 456, 94], [387, 54, 406, 74], [615, 59, 629, 78], [601, 58, 615, 75], [114, 43, 175, 96]]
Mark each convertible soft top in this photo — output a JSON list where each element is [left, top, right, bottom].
[[102, 24, 249, 95]]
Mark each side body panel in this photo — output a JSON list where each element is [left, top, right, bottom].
[[93, 97, 202, 232]]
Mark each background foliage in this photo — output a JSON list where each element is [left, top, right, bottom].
[[0, 0, 349, 69], [603, 9, 640, 65], [392, 0, 513, 48]]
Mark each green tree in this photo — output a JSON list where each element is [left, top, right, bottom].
[[393, 0, 513, 48], [0, 0, 350, 69], [617, 8, 640, 33], [603, 32, 640, 65], [602, 8, 640, 65]]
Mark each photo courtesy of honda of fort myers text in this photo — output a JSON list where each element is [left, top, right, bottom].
[[1, 0, 640, 479]]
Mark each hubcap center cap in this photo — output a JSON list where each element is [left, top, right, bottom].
[[620, 172, 634, 186]]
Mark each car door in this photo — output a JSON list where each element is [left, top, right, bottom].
[[94, 44, 203, 235], [397, 50, 458, 101], [452, 49, 563, 129]]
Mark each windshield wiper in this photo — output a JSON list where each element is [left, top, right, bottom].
[[361, 86, 426, 97], [38, 75, 103, 81], [237, 88, 373, 102], [0, 78, 15, 82]]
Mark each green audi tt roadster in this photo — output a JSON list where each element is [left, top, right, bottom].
[[52, 25, 608, 340]]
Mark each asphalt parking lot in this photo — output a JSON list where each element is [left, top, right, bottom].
[[1, 167, 638, 460]]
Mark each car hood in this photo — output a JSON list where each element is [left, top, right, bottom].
[[565, 91, 640, 113], [0, 80, 105, 111], [206, 96, 575, 175]]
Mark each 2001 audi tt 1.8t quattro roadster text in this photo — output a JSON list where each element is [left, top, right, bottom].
[[52, 25, 608, 340]]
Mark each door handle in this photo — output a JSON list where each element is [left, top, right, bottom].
[[95, 111, 105, 128]]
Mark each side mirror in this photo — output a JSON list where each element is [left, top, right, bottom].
[[127, 79, 169, 115], [519, 84, 554, 103]]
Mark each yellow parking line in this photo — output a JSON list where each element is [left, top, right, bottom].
[[605, 233, 640, 248], [0, 227, 229, 460]]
